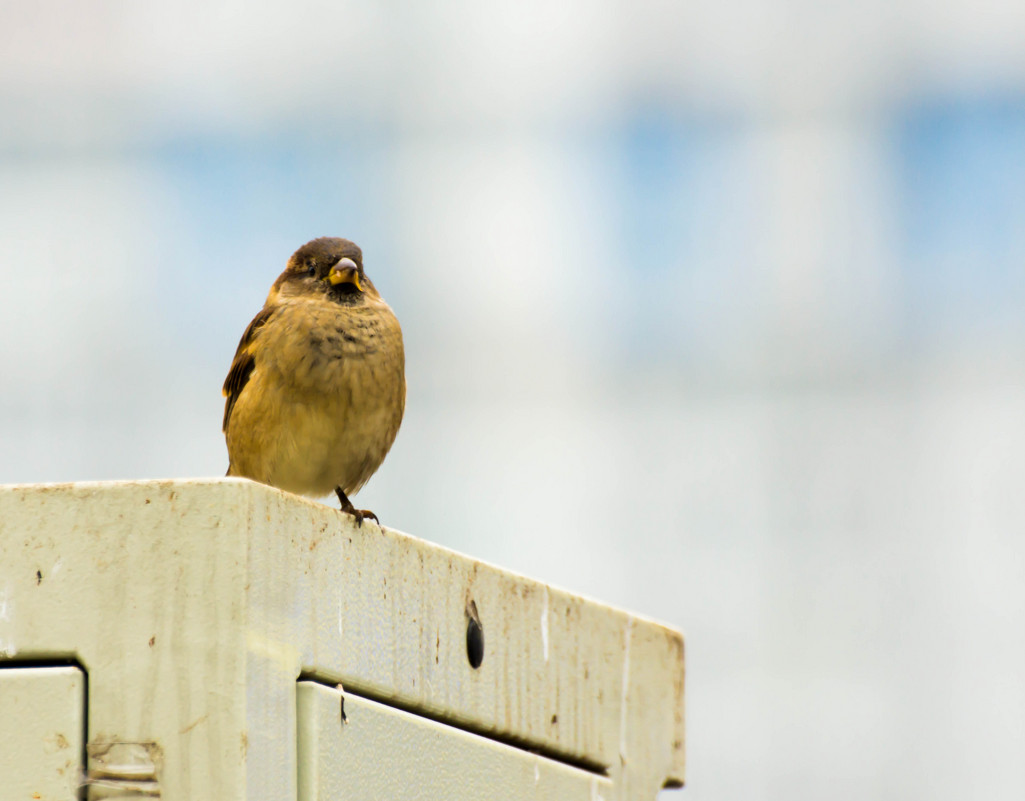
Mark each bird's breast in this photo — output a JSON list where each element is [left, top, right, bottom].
[[264, 299, 404, 395], [229, 296, 405, 496]]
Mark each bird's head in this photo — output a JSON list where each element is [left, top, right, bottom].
[[269, 237, 380, 305]]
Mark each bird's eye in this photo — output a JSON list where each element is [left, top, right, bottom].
[[307, 264, 317, 277]]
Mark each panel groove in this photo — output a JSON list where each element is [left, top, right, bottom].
[[297, 672, 609, 776]]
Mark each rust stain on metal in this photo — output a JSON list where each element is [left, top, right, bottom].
[[179, 713, 209, 735]]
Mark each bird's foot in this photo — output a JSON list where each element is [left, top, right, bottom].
[[334, 487, 379, 527]]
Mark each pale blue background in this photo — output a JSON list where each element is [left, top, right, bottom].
[[2, 2, 1024, 798]]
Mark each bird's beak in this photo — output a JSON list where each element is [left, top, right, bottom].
[[326, 258, 362, 290]]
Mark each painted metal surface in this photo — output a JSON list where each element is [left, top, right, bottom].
[[297, 681, 613, 799], [0, 665, 84, 800], [0, 479, 684, 799]]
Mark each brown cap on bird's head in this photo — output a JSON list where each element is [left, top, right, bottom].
[[268, 237, 378, 304]]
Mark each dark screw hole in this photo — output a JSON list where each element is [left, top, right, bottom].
[[466, 600, 484, 669]]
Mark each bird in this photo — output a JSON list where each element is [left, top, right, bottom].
[[222, 237, 405, 526]]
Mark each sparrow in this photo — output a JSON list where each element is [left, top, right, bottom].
[[222, 237, 405, 525]]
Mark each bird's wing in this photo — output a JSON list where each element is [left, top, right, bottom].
[[222, 306, 276, 432]]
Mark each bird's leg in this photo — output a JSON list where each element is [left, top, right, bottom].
[[334, 487, 379, 527]]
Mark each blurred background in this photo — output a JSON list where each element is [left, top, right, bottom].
[[2, 1, 1024, 798]]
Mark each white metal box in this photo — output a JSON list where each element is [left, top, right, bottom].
[[0, 479, 684, 800]]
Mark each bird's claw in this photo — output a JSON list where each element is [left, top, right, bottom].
[[353, 508, 379, 527], [335, 487, 379, 527]]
